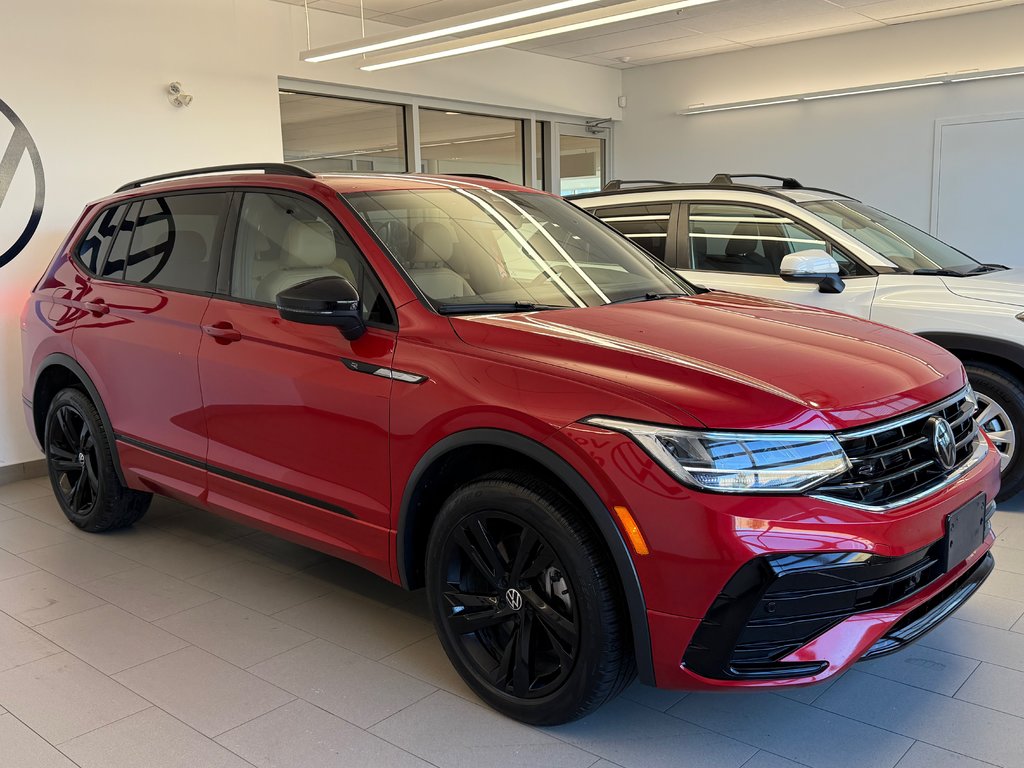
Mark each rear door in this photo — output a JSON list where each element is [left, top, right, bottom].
[[196, 190, 398, 575], [71, 191, 230, 499], [680, 201, 878, 316]]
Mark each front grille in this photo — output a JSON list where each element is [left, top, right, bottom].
[[815, 389, 979, 509]]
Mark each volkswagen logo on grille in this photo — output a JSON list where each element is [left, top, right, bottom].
[[505, 588, 523, 611], [927, 416, 957, 470]]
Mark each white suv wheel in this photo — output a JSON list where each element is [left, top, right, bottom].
[[976, 392, 1016, 471]]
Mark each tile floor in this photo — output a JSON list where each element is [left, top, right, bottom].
[[0, 474, 1023, 768]]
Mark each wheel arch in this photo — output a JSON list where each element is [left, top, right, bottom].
[[398, 428, 655, 684], [33, 353, 126, 485], [917, 332, 1024, 384]]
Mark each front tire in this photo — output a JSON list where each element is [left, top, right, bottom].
[[426, 472, 634, 725], [44, 387, 151, 532], [966, 363, 1024, 501]]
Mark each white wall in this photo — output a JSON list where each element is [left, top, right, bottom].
[[616, 5, 1024, 251], [0, 0, 622, 467]]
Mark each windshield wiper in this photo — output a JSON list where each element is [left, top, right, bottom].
[[913, 268, 967, 277], [608, 292, 689, 305], [437, 301, 567, 315], [965, 263, 1008, 274]]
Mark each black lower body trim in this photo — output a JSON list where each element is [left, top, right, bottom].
[[115, 433, 356, 519], [861, 551, 995, 660]]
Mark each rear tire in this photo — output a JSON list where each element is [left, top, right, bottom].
[[966, 363, 1024, 502], [426, 472, 635, 725], [44, 387, 151, 532]]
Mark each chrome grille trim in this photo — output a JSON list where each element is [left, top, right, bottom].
[[811, 387, 988, 512]]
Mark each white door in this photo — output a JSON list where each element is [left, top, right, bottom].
[[680, 202, 878, 317]]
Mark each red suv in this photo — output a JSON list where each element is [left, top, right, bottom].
[[21, 164, 998, 724]]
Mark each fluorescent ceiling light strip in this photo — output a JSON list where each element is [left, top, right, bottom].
[[803, 81, 943, 100], [950, 70, 1024, 82], [686, 99, 798, 115], [303, 0, 607, 62], [360, 0, 722, 71]]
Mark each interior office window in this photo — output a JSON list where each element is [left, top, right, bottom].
[[594, 204, 671, 262], [122, 193, 229, 292], [419, 109, 525, 185], [689, 204, 832, 276], [76, 204, 127, 274], [280, 91, 407, 174], [232, 192, 394, 326], [559, 134, 604, 196]]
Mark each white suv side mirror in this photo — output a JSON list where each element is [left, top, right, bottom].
[[779, 249, 845, 294]]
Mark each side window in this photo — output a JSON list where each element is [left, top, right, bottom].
[[76, 205, 127, 275], [593, 204, 671, 262], [121, 193, 229, 292], [690, 204, 828, 276], [232, 193, 395, 326], [102, 202, 140, 279]]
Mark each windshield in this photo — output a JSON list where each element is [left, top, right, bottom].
[[346, 187, 693, 311], [802, 199, 979, 274]]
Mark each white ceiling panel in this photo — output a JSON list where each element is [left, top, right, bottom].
[[280, 0, 1024, 66]]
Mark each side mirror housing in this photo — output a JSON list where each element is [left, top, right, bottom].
[[276, 276, 367, 341], [779, 250, 845, 294]]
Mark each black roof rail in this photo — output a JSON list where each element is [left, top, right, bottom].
[[115, 163, 316, 193], [568, 182, 795, 203], [603, 179, 676, 191], [710, 173, 804, 189]]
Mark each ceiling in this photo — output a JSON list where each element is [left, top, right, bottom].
[[275, 0, 1023, 68]]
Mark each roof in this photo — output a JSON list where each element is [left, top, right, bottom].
[[570, 175, 855, 205]]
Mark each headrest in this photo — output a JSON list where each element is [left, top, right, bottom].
[[172, 231, 208, 259], [725, 223, 759, 257], [282, 221, 336, 268], [411, 221, 455, 265]]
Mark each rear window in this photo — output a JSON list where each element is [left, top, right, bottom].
[[75, 204, 128, 274], [593, 203, 672, 262]]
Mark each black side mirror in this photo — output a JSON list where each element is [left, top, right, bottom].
[[276, 276, 367, 341]]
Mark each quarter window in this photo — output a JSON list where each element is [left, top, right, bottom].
[[76, 205, 127, 275], [593, 204, 671, 262], [231, 192, 394, 326]]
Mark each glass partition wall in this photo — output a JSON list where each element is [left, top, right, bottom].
[[279, 88, 604, 193]]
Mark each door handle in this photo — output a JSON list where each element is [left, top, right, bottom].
[[202, 322, 242, 343], [81, 300, 109, 316]]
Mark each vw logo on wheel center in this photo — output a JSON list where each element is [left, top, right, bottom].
[[0, 97, 45, 270], [505, 588, 523, 611], [928, 416, 957, 470]]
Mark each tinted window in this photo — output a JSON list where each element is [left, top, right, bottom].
[[121, 193, 229, 292], [102, 202, 139, 279], [76, 205, 127, 274], [593, 204, 671, 262], [688, 204, 866, 276], [232, 192, 394, 326]]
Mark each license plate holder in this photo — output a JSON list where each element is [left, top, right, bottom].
[[942, 495, 986, 573]]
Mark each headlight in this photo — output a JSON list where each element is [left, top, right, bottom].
[[583, 417, 851, 493]]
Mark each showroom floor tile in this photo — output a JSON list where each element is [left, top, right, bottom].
[[0, 478, 1022, 767]]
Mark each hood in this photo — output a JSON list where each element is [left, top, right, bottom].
[[941, 268, 1024, 308], [451, 292, 965, 432]]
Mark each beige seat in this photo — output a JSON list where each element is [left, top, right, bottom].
[[407, 222, 473, 300], [256, 221, 355, 303]]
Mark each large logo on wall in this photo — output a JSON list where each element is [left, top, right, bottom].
[[0, 98, 45, 269]]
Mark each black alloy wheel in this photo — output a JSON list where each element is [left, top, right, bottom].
[[48, 402, 100, 516], [427, 473, 634, 725], [44, 387, 151, 531], [439, 511, 580, 699]]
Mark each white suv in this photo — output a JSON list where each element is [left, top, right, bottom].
[[573, 174, 1024, 500]]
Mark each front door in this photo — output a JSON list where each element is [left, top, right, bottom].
[[197, 190, 398, 575]]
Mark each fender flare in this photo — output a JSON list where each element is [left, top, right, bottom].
[[34, 353, 127, 485], [398, 428, 655, 684], [917, 332, 1024, 378]]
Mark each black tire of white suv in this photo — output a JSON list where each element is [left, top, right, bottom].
[[966, 364, 1024, 502]]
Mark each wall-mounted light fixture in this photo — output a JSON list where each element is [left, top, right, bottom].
[[680, 66, 1024, 116], [167, 81, 193, 108], [301, 0, 722, 71]]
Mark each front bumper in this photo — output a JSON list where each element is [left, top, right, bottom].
[[554, 423, 1001, 690]]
